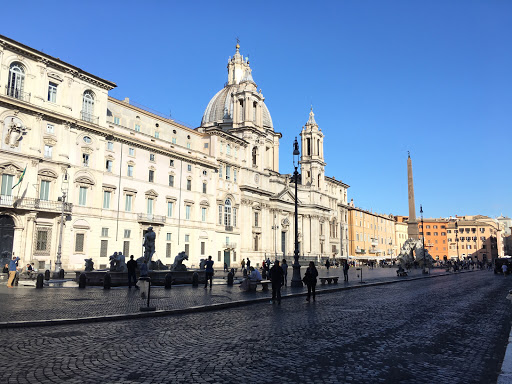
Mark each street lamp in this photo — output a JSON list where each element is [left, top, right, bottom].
[[420, 205, 427, 274], [291, 137, 302, 287], [55, 171, 69, 274]]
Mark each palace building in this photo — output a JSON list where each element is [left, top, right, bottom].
[[0, 36, 350, 271]]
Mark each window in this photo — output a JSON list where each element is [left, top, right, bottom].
[[167, 202, 173, 217], [252, 147, 257, 166], [114, 117, 120, 125], [434, 232, 438, 236], [135, 124, 140, 132], [124, 229, 131, 238], [185, 205, 191, 220], [82, 153, 89, 167], [125, 195, 132, 212], [433, 225, 438, 229], [234, 169, 237, 183], [155, 132, 160, 139], [441, 232, 446, 236], [172, 137, 176, 144], [103, 191, 111, 209], [202, 182, 207, 194], [36, 230, 48, 251], [150, 154, 155, 162], [186, 142, 191, 149], [107, 141, 114, 151], [101, 228, 109, 237], [75, 233, 85, 252], [149, 170, 154, 182], [226, 166, 231, 180], [254, 212, 259, 227], [166, 243, 172, 258], [218, 205, 223, 225], [46, 124, 54, 134], [233, 207, 237, 227], [106, 160, 113, 172], [201, 242, 205, 256], [226, 144, 231, 155], [99, 240, 108, 257], [187, 164, 192, 172], [426, 232, 431, 236], [147, 198, 154, 215], [44, 145, 53, 158], [219, 166, 223, 178], [169, 159, 174, 167], [7, 63, 25, 99], [186, 179, 191, 191], [185, 234, 190, 242], [224, 199, 232, 226], [218, 251, 221, 262], [79, 187, 87, 206], [129, 148, 135, 156], [166, 233, 172, 241], [39, 180, 50, 201], [83, 136, 92, 144], [204, 143, 209, 149], [1, 175, 14, 196], [127, 165, 134, 177], [202, 207, 206, 222], [169, 175, 174, 187]]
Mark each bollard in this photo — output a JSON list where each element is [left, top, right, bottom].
[[79, 273, 87, 289], [44, 270, 50, 281], [192, 272, 199, 287], [227, 271, 234, 286], [103, 273, 111, 290], [164, 273, 172, 290], [139, 277, 156, 311], [58, 269, 65, 279], [36, 273, 44, 289]]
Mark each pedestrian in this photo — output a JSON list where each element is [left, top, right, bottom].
[[343, 260, 350, 282], [241, 258, 245, 272], [246, 258, 251, 270], [7, 256, 19, 288], [224, 262, 228, 272], [204, 256, 214, 288], [303, 261, 318, 302], [127, 255, 139, 289], [325, 259, 330, 270], [269, 260, 284, 304], [140, 260, 149, 278], [281, 259, 288, 286]]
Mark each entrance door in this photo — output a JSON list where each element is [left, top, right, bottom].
[[281, 231, 286, 257], [0, 215, 14, 267], [224, 250, 230, 268]]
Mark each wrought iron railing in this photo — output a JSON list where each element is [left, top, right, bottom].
[[223, 242, 237, 249], [81, 110, 99, 125], [0, 195, 72, 213], [137, 213, 166, 224], [5, 86, 31, 102]]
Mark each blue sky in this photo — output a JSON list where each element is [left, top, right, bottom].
[[4, 0, 511, 218]]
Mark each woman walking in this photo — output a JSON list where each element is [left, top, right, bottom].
[[304, 261, 318, 302]]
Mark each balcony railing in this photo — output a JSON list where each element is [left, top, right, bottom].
[[0, 195, 72, 213], [5, 86, 31, 102], [222, 242, 237, 249], [137, 213, 166, 224], [81, 110, 99, 125]]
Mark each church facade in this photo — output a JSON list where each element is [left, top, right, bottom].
[[0, 35, 349, 271]]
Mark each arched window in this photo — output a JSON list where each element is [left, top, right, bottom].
[[7, 63, 25, 99], [224, 199, 232, 226], [252, 147, 257, 166], [82, 91, 95, 121]]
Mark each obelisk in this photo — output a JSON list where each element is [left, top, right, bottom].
[[407, 152, 419, 239]]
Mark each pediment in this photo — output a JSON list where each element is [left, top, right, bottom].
[[0, 162, 23, 175], [38, 168, 58, 179], [272, 187, 301, 205], [145, 189, 158, 197]]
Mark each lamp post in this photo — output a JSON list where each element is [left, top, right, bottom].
[[291, 137, 302, 287], [420, 205, 427, 274], [55, 172, 69, 273]]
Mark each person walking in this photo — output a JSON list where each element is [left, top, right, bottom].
[[343, 260, 350, 282], [241, 258, 245, 272], [269, 260, 284, 304], [281, 259, 288, 286], [246, 258, 251, 271], [304, 261, 318, 302], [127, 255, 139, 289], [7, 256, 19, 288], [325, 259, 330, 271], [205, 256, 214, 288]]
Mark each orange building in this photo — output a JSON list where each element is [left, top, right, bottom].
[[418, 219, 449, 261]]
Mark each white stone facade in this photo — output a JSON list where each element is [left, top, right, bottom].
[[0, 36, 349, 271]]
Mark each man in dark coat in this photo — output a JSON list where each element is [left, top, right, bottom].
[[269, 260, 284, 304], [127, 255, 139, 289]]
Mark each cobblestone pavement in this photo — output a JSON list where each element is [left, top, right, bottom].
[[0, 267, 449, 323], [0, 270, 510, 384]]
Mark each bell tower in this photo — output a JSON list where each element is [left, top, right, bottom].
[[299, 107, 325, 189]]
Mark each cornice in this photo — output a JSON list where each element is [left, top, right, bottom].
[[202, 127, 248, 147]]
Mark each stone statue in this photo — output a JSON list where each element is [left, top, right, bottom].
[[84, 258, 94, 271], [199, 259, 206, 270], [5, 118, 27, 148], [143, 227, 156, 263], [109, 252, 127, 272], [171, 251, 188, 271], [396, 238, 434, 270]]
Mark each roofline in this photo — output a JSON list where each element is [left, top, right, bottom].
[[0, 34, 117, 89]]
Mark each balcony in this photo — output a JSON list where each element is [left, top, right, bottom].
[[5, 86, 31, 102], [0, 195, 72, 213], [137, 213, 166, 225], [225, 225, 233, 232], [81, 110, 99, 125], [222, 242, 237, 249]]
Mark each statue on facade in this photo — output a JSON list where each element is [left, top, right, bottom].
[[4, 118, 27, 148], [171, 251, 188, 271], [143, 227, 156, 263], [84, 258, 94, 271]]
